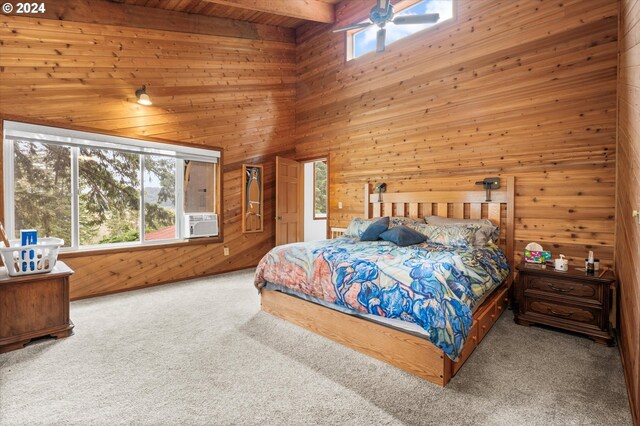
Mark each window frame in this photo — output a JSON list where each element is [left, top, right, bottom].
[[1, 117, 223, 254], [346, 0, 455, 61], [312, 159, 327, 220]]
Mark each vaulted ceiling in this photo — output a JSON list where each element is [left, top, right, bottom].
[[119, 0, 341, 28]]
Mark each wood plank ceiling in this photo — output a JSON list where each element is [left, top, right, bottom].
[[120, 0, 341, 28]]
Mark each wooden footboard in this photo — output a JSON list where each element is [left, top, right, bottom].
[[261, 276, 512, 386]]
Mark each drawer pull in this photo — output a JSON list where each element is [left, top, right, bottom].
[[547, 284, 574, 293], [547, 307, 574, 317]]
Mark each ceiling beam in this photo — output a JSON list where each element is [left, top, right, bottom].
[[203, 0, 335, 24], [25, 0, 295, 43]]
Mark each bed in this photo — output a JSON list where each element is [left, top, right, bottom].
[[256, 177, 515, 386]]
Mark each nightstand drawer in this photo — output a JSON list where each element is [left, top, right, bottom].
[[525, 297, 602, 328], [524, 275, 602, 303]]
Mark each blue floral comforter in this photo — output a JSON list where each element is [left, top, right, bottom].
[[255, 237, 510, 360]]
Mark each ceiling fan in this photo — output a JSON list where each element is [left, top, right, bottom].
[[333, 0, 440, 53]]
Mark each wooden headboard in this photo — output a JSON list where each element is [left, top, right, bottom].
[[363, 176, 515, 269]]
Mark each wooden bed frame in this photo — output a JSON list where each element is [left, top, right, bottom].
[[261, 176, 515, 386]]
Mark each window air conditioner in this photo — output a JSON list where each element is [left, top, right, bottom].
[[184, 213, 218, 238]]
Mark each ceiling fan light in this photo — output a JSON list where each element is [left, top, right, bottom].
[[376, 28, 386, 53]]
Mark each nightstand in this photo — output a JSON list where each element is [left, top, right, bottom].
[[0, 262, 74, 353], [514, 262, 615, 345]]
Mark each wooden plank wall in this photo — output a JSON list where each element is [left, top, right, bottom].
[[295, 0, 619, 267], [617, 0, 640, 423], [0, 2, 297, 299]]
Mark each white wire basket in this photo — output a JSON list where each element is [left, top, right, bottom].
[[0, 237, 64, 276]]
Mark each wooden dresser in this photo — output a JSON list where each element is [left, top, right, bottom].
[[514, 262, 615, 345], [0, 261, 74, 353]]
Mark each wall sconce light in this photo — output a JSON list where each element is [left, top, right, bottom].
[[374, 182, 387, 202], [135, 85, 152, 106], [475, 177, 500, 201]]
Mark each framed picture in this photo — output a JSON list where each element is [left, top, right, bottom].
[[242, 164, 263, 233]]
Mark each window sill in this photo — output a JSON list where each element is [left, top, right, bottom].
[[59, 236, 223, 259]]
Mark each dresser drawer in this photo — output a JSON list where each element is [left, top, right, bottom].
[[477, 305, 496, 341], [495, 286, 509, 317], [452, 323, 478, 375], [524, 275, 602, 304], [524, 297, 603, 329]]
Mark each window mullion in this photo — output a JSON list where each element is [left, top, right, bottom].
[[71, 147, 80, 249], [140, 155, 145, 244], [3, 138, 15, 240], [213, 163, 217, 215], [176, 159, 184, 239]]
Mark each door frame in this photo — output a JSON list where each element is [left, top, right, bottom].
[[298, 155, 330, 239]]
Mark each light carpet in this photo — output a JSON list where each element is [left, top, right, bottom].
[[0, 269, 632, 425]]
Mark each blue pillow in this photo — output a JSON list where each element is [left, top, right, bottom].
[[379, 225, 426, 247], [360, 217, 389, 241]]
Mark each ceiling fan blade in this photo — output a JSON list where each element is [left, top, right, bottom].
[[332, 22, 373, 33], [376, 28, 386, 53], [392, 13, 440, 25]]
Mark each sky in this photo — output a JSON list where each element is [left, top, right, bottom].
[[353, 0, 454, 58]]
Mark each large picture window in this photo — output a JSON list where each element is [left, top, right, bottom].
[[3, 121, 220, 251], [348, 0, 454, 60]]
